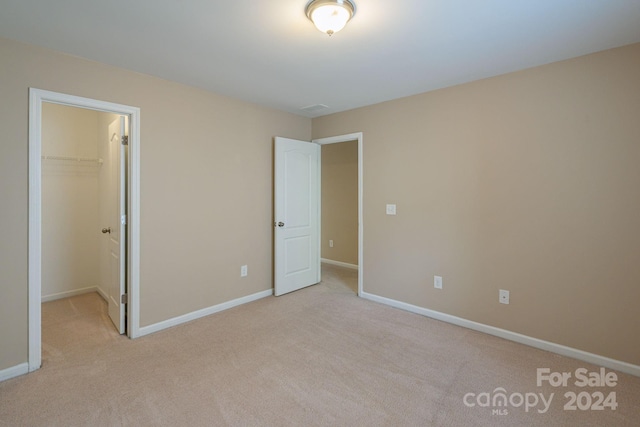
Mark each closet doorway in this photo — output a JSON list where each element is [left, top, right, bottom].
[[28, 89, 141, 373], [41, 103, 127, 332]]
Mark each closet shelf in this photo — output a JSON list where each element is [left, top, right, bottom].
[[41, 155, 103, 165]]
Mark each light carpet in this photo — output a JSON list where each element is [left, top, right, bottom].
[[1, 264, 638, 426]]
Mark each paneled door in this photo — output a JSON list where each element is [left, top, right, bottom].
[[102, 117, 126, 333], [274, 137, 320, 296]]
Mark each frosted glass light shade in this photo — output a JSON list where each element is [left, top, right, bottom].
[[306, 0, 355, 36]]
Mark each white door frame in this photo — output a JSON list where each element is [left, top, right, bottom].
[[28, 88, 141, 372], [313, 132, 363, 296]]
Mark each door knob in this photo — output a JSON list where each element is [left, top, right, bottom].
[[101, 227, 111, 234], [277, 222, 284, 227]]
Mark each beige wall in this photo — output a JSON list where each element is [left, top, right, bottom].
[[313, 43, 640, 365], [41, 103, 102, 300], [321, 141, 358, 265], [3, 34, 638, 372], [0, 37, 310, 371]]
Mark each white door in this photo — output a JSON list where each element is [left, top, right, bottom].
[[274, 137, 321, 296], [103, 117, 126, 333]]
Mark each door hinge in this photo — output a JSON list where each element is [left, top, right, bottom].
[[121, 135, 129, 146], [121, 214, 127, 225], [121, 293, 128, 304]]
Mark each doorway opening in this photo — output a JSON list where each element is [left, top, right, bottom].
[[28, 89, 141, 373], [273, 132, 363, 297], [315, 133, 363, 296], [319, 139, 359, 295]]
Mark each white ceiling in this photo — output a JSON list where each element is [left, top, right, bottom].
[[1, 0, 639, 117]]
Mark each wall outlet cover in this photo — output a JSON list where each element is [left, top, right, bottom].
[[434, 275, 443, 289], [499, 289, 509, 304]]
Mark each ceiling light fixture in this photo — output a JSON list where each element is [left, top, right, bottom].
[[305, 0, 356, 36]]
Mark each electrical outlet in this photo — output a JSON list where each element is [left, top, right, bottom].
[[499, 289, 509, 304], [386, 204, 397, 215], [434, 275, 443, 289], [329, 240, 334, 248], [240, 265, 248, 277]]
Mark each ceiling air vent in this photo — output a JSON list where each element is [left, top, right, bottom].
[[299, 104, 329, 113]]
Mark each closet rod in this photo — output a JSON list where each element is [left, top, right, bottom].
[[41, 155, 103, 165]]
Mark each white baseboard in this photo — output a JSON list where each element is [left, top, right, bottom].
[[360, 291, 640, 377], [41, 286, 98, 303], [138, 289, 273, 337], [321, 258, 358, 270], [96, 286, 108, 302], [0, 363, 29, 382]]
